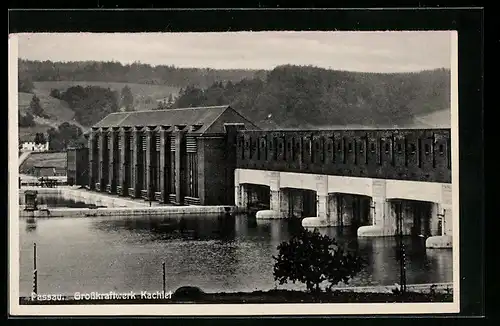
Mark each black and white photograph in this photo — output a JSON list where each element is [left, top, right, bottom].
[[9, 28, 459, 316]]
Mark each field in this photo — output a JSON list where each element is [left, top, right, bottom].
[[19, 151, 67, 175], [18, 91, 75, 121], [33, 81, 181, 111]]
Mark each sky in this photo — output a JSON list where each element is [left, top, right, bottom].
[[16, 31, 453, 73]]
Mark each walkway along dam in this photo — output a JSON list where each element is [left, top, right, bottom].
[[67, 105, 453, 249]]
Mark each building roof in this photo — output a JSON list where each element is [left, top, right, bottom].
[[92, 105, 259, 135]]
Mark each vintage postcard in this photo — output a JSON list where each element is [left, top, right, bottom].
[[8, 30, 459, 316]]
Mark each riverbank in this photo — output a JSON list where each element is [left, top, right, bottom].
[[20, 284, 453, 305]]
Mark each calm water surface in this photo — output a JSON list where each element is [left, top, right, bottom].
[[19, 198, 453, 296]]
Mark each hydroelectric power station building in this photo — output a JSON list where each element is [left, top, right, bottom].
[[85, 105, 257, 206], [74, 105, 453, 248]]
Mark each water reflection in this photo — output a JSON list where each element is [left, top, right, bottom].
[[19, 212, 452, 296], [91, 214, 237, 243], [19, 195, 95, 208]]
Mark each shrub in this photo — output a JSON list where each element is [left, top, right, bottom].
[[273, 228, 364, 293]]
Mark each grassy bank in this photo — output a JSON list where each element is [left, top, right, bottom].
[[20, 289, 453, 305]]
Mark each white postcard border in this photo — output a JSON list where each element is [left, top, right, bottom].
[[8, 31, 460, 316]]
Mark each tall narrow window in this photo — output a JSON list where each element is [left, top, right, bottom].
[[391, 138, 395, 166], [155, 135, 161, 192], [353, 140, 357, 165], [108, 135, 113, 183], [240, 137, 245, 160], [142, 135, 147, 190], [186, 136, 198, 198], [320, 137, 325, 163], [283, 138, 289, 162], [330, 136, 335, 163], [342, 138, 347, 164], [288, 138, 294, 162], [295, 141, 300, 162], [417, 139, 422, 168], [273, 137, 278, 160], [170, 136, 176, 195], [403, 138, 408, 167], [128, 134, 133, 187], [308, 136, 313, 163], [364, 138, 368, 164], [378, 139, 383, 165], [115, 134, 120, 185], [257, 138, 261, 160]]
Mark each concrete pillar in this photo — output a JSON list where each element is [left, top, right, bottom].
[[269, 191, 281, 212], [316, 175, 329, 222], [239, 184, 249, 209], [234, 170, 248, 209], [387, 201, 399, 236], [429, 202, 441, 235], [98, 129, 106, 192], [269, 171, 281, 212], [159, 126, 167, 203], [441, 184, 453, 236], [426, 184, 453, 248], [256, 171, 283, 219], [443, 207, 453, 236], [88, 129, 96, 190], [145, 127, 154, 201], [358, 179, 391, 237], [302, 175, 335, 227]]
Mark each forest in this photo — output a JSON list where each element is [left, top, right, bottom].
[[18, 60, 450, 131], [171, 65, 450, 128]]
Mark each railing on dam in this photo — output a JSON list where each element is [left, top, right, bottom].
[[235, 129, 451, 183]]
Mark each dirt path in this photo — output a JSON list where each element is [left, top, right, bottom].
[[18, 151, 31, 167]]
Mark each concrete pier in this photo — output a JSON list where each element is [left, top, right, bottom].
[[18, 186, 234, 218], [235, 169, 453, 249], [20, 205, 233, 218]]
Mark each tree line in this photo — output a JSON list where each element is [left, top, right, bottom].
[[18, 59, 267, 89]]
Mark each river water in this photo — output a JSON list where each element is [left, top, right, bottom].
[[18, 198, 453, 297]]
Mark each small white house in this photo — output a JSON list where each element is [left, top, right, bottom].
[[21, 141, 50, 152]]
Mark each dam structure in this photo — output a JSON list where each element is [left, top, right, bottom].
[[68, 105, 453, 249]]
